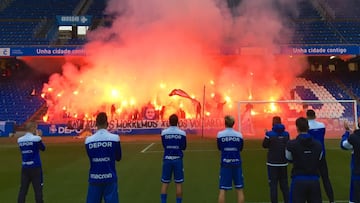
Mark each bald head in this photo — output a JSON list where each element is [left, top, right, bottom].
[[25, 122, 38, 134]]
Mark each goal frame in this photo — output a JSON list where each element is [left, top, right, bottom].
[[236, 99, 358, 133]]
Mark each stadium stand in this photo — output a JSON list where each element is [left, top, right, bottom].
[[85, 0, 107, 19], [293, 74, 356, 118], [335, 71, 360, 116], [332, 21, 360, 44], [0, 0, 79, 19], [0, 0, 358, 45], [0, 21, 49, 45], [0, 62, 47, 125], [285, 0, 360, 45], [0, 0, 359, 128], [291, 21, 343, 44], [325, 0, 360, 19], [0, 0, 106, 45]]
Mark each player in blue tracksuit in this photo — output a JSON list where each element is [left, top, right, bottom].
[[286, 117, 324, 203], [160, 114, 186, 203], [217, 115, 244, 203], [263, 116, 289, 203], [306, 110, 334, 203], [85, 112, 122, 203], [341, 121, 360, 203], [17, 122, 45, 203]]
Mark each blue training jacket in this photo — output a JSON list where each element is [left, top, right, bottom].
[[263, 124, 290, 166], [161, 126, 186, 160], [18, 133, 45, 168], [341, 129, 360, 176], [217, 128, 243, 167], [286, 133, 323, 177], [85, 129, 122, 184], [308, 119, 326, 155], [341, 131, 355, 171]]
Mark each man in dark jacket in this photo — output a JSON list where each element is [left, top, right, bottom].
[[341, 121, 360, 203], [286, 117, 324, 203], [263, 116, 289, 203], [306, 110, 334, 203]]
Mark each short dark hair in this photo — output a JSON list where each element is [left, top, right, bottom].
[[296, 117, 309, 133], [96, 112, 108, 127], [169, 114, 178, 126], [25, 121, 37, 132], [224, 115, 235, 128], [306, 109, 316, 119], [272, 116, 282, 125]]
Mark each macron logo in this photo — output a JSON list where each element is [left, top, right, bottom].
[[0, 48, 10, 56]]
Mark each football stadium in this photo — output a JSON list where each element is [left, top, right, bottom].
[[0, 0, 360, 202]]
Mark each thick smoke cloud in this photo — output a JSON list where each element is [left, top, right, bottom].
[[39, 0, 307, 121]]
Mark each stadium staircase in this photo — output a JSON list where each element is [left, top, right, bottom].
[[283, 0, 360, 45], [0, 0, 13, 12]]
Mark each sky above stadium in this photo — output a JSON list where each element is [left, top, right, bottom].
[[38, 0, 308, 121]]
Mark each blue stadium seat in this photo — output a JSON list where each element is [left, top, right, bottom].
[[325, 0, 360, 19], [0, 69, 46, 125]]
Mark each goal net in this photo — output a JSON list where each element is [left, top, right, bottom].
[[236, 100, 358, 139]]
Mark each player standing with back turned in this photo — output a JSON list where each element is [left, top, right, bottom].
[[217, 115, 245, 203], [160, 114, 187, 203], [286, 117, 324, 203], [85, 112, 122, 203], [341, 121, 360, 203], [262, 116, 289, 203], [306, 110, 334, 203], [17, 122, 45, 203]]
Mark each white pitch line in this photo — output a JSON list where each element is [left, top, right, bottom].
[[245, 201, 348, 203], [142, 147, 346, 153], [145, 149, 218, 153], [141, 143, 155, 153]]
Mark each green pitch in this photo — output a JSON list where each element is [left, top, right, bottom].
[[0, 137, 351, 202]]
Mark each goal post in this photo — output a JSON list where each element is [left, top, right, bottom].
[[236, 99, 358, 139]]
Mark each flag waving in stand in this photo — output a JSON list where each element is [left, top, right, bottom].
[[168, 89, 200, 105], [169, 89, 202, 118]]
